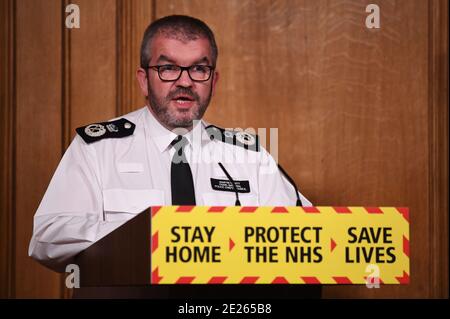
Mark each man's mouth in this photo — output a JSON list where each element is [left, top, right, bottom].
[[171, 94, 196, 108]]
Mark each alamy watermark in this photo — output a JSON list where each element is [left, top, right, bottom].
[[65, 4, 379, 30], [365, 4, 380, 29], [65, 4, 80, 29], [65, 264, 80, 288], [365, 264, 381, 289]]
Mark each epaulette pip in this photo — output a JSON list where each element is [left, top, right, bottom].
[[205, 125, 260, 152], [76, 118, 135, 144]]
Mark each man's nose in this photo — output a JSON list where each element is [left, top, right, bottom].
[[175, 69, 193, 87]]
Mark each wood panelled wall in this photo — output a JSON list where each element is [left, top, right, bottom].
[[0, 0, 447, 298], [0, 0, 15, 299]]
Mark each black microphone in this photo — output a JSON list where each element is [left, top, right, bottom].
[[217, 162, 241, 206], [277, 163, 303, 207]]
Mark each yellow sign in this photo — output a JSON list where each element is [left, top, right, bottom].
[[151, 206, 409, 285]]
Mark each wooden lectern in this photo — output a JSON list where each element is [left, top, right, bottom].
[[73, 208, 322, 299]]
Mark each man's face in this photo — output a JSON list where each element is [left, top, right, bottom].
[[138, 35, 219, 130]]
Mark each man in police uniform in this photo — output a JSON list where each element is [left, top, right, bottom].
[[29, 15, 319, 298]]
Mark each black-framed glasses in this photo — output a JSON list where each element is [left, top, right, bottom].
[[147, 64, 214, 82]]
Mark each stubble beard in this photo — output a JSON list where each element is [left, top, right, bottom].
[[147, 84, 212, 130]]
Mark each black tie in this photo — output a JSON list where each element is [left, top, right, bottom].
[[171, 135, 196, 205]]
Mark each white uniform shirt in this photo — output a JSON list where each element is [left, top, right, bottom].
[[29, 106, 311, 271]]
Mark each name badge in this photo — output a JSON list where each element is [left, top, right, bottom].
[[210, 178, 250, 193]]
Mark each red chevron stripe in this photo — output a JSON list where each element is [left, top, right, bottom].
[[151, 232, 158, 253], [229, 238, 235, 251], [208, 277, 227, 284], [303, 206, 320, 213], [176, 276, 195, 284], [240, 276, 259, 284], [176, 206, 195, 212], [239, 207, 258, 213], [208, 206, 226, 213], [271, 207, 289, 213], [333, 276, 353, 284], [272, 276, 289, 284], [396, 207, 409, 223], [301, 277, 321, 284], [365, 207, 383, 214], [330, 238, 337, 252], [151, 206, 161, 217], [395, 271, 410, 284], [403, 236, 410, 257], [333, 207, 352, 214], [152, 267, 162, 284]]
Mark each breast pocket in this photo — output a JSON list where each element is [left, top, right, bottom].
[[103, 188, 164, 221], [201, 192, 259, 206]]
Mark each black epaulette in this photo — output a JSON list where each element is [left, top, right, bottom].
[[76, 118, 136, 144], [205, 125, 260, 152]]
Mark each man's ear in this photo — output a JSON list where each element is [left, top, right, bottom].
[[136, 68, 149, 97], [211, 70, 219, 96]]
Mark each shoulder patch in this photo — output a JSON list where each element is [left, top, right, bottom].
[[76, 118, 136, 144], [205, 125, 260, 152]]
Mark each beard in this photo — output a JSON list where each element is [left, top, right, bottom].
[[147, 83, 212, 129]]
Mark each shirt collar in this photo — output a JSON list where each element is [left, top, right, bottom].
[[143, 106, 211, 153]]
